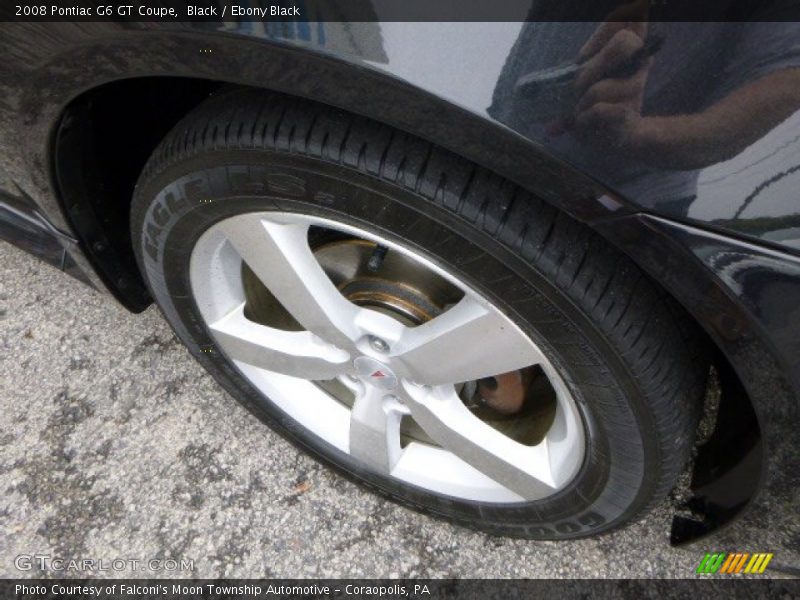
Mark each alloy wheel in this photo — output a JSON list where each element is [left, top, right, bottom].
[[189, 212, 586, 503]]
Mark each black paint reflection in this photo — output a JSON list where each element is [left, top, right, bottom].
[[490, 3, 800, 250]]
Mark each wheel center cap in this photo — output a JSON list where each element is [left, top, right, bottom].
[[354, 356, 398, 390]]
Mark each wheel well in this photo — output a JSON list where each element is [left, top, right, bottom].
[[670, 351, 762, 544], [52, 78, 762, 539], [53, 76, 220, 311]]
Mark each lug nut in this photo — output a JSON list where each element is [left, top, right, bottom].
[[369, 336, 389, 353]]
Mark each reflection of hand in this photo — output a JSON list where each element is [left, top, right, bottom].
[[550, 8, 800, 170], [574, 25, 651, 148], [572, 19, 652, 150]]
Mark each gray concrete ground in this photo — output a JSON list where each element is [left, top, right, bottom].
[[0, 241, 796, 579]]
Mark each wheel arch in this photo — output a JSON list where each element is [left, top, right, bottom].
[[38, 28, 633, 306]]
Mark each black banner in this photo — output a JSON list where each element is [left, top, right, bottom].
[[2, 0, 800, 23], [2, 579, 800, 600]]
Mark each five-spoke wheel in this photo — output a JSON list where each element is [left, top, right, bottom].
[[190, 213, 585, 502]]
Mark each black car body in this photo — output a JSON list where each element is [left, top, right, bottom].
[[0, 14, 798, 546]]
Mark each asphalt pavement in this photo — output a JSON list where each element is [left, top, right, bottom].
[[0, 240, 796, 579]]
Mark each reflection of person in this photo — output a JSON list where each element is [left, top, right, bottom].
[[489, 2, 800, 214]]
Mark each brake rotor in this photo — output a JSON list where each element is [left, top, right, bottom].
[[314, 238, 462, 325]]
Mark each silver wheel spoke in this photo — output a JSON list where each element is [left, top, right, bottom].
[[219, 214, 361, 349], [401, 383, 561, 500], [209, 303, 350, 379], [348, 387, 408, 474], [395, 296, 545, 385]]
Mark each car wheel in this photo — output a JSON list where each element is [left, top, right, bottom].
[[130, 89, 707, 539]]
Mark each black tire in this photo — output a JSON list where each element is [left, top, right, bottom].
[[130, 89, 707, 539]]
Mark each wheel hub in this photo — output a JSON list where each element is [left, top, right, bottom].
[[314, 237, 461, 326], [354, 356, 398, 390]]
